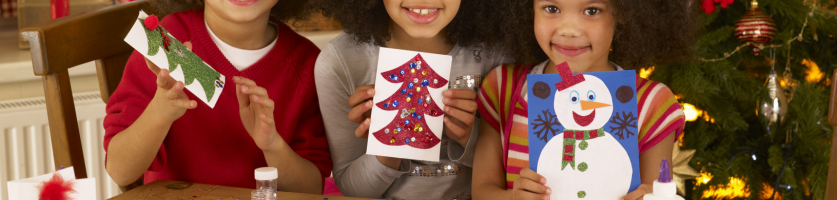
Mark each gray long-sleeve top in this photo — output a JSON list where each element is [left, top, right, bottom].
[[314, 33, 510, 200]]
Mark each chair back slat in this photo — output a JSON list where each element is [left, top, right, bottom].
[[96, 51, 132, 103], [18, 0, 152, 180]]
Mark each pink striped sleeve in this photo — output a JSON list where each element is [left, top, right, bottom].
[[478, 67, 504, 133], [636, 78, 686, 154]]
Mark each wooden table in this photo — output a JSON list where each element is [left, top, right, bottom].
[[110, 180, 377, 200]]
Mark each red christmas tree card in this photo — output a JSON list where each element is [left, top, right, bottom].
[[366, 47, 451, 162]]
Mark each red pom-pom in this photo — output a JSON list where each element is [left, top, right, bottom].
[[144, 15, 160, 30], [38, 173, 76, 200]]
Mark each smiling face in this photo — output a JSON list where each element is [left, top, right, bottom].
[[534, 0, 616, 73], [554, 75, 613, 130], [383, 0, 461, 38], [204, 0, 278, 23]]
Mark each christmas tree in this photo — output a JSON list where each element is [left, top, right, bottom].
[[646, 0, 837, 199], [142, 16, 223, 102], [371, 54, 448, 149]]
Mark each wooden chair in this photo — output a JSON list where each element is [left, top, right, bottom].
[[18, 0, 155, 190], [826, 70, 837, 200]]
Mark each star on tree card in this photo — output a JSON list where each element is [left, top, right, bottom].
[[124, 11, 225, 108], [366, 47, 451, 162], [527, 62, 641, 199]]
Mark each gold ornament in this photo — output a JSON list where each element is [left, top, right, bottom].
[[672, 142, 699, 195]]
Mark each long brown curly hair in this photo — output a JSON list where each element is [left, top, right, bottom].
[[148, 0, 314, 23], [500, 0, 702, 67], [313, 0, 522, 59]]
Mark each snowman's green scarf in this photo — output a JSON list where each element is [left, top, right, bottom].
[[561, 128, 605, 171]]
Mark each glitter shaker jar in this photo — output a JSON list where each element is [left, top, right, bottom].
[[253, 167, 278, 200], [255, 167, 278, 190]]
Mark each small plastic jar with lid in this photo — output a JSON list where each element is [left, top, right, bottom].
[[255, 167, 278, 191]]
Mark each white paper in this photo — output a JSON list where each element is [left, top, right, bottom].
[[7, 167, 97, 200], [124, 11, 224, 108], [366, 47, 452, 162], [537, 132, 632, 199]]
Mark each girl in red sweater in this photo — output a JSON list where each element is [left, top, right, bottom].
[[103, 0, 331, 194]]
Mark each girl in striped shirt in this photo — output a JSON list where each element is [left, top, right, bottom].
[[471, 0, 700, 199]]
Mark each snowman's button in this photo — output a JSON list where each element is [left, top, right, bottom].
[[579, 140, 589, 150], [577, 191, 586, 198], [578, 162, 588, 172]]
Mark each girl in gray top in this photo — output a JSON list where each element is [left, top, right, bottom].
[[312, 0, 516, 199]]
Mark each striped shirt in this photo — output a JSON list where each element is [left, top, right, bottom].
[[476, 61, 685, 189]]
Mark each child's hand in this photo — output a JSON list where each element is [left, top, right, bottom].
[[443, 89, 478, 147], [235, 76, 283, 151], [147, 66, 197, 123], [513, 168, 551, 200], [346, 85, 403, 169], [347, 84, 375, 139], [145, 41, 198, 122], [620, 183, 652, 200]]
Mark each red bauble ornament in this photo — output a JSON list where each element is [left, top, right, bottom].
[[144, 15, 160, 30], [734, 0, 776, 55]]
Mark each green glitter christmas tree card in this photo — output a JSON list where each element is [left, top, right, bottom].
[[124, 11, 225, 108]]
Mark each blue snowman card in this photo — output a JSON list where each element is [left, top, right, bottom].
[[528, 62, 641, 199]]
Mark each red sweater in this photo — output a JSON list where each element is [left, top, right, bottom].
[[103, 10, 332, 189]]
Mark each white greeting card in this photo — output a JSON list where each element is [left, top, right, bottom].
[[366, 47, 452, 162], [124, 11, 225, 108], [6, 167, 97, 200]]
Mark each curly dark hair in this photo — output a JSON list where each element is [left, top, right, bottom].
[[313, 0, 521, 58], [499, 0, 701, 67], [148, 0, 314, 23]]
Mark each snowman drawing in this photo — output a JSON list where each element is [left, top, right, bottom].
[[536, 63, 633, 199]]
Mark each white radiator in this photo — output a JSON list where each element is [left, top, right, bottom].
[[0, 92, 121, 200]]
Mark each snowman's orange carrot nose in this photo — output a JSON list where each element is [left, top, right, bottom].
[[580, 100, 611, 110]]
